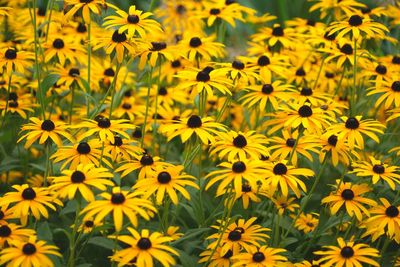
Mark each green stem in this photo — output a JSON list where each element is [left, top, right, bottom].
[[68, 199, 81, 267], [44, 0, 54, 42], [152, 56, 162, 154], [1, 74, 12, 128], [86, 23, 91, 118], [31, 0, 45, 118], [350, 38, 357, 116], [109, 62, 121, 119], [43, 141, 51, 187], [141, 67, 153, 147], [282, 156, 328, 240], [69, 86, 75, 124]]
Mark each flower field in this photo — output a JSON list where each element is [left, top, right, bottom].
[[1, 0, 400, 266]]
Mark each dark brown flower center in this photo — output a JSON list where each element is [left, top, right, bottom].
[[77, 142, 91, 154], [273, 163, 287, 175], [340, 44, 353, 55], [298, 105, 313, 117], [261, 84, 273, 94], [232, 161, 246, 173], [375, 65, 387, 75], [196, 71, 210, 82], [372, 164, 385, 174], [151, 42, 167, 51], [84, 220, 94, 227], [112, 31, 127, 43], [272, 26, 284, 36], [104, 68, 115, 77], [171, 60, 181, 68], [22, 188, 36, 200], [340, 246, 354, 258], [242, 184, 251, 192], [71, 170, 85, 183], [140, 154, 154, 165], [341, 189, 354, 200], [5, 49, 17, 60], [53, 38, 65, 49], [392, 56, 400, 65], [127, 14, 139, 24], [296, 67, 306, 76], [97, 117, 111, 128], [385, 206, 399, 217], [112, 136, 123, 147], [233, 134, 247, 148], [137, 238, 152, 250], [187, 115, 202, 128], [157, 171, 172, 184], [301, 87, 313, 96], [257, 55, 270, 66], [232, 60, 244, 70], [391, 81, 400, 92], [22, 243, 37, 255], [328, 135, 338, 146], [348, 15, 363, 26], [77, 23, 87, 33], [158, 87, 167, 95], [69, 68, 80, 77], [228, 230, 242, 241], [286, 138, 296, 147], [210, 8, 221, 15], [189, 37, 202, 48], [111, 193, 125, 204], [252, 252, 265, 262], [0, 225, 11, 237], [345, 117, 359, 129], [41, 120, 55, 131]]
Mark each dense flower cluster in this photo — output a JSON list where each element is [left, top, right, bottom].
[[0, 0, 400, 266]]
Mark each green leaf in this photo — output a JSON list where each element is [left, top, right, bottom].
[[88, 236, 119, 250], [37, 221, 53, 241], [171, 228, 210, 246], [175, 248, 201, 267], [41, 74, 60, 96]]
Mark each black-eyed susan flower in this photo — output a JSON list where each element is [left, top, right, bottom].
[[43, 36, 86, 65], [309, 0, 366, 19], [262, 160, 314, 198], [269, 129, 319, 165], [175, 67, 232, 97], [362, 198, 400, 242], [0, 205, 15, 224], [205, 159, 267, 198], [76, 116, 135, 143], [92, 30, 144, 63], [138, 40, 175, 69], [0, 95, 35, 119], [103, 5, 162, 38], [367, 77, 400, 109], [110, 228, 178, 267], [164, 226, 183, 241], [0, 184, 63, 225], [294, 213, 319, 234], [214, 59, 259, 84], [159, 115, 226, 144], [230, 182, 262, 209], [252, 24, 299, 49], [314, 237, 380, 267], [50, 139, 112, 170], [240, 80, 293, 111], [232, 245, 287, 267], [133, 164, 198, 205], [207, 217, 270, 256], [49, 163, 114, 202], [322, 180, 377, 221], [103, 135, 142, 162], [0, 223, 35, 247], [265, 102, 334, 135], [0, 236, 61, 267], [210, 131, 269, 161], [198, 246, 233, 267], [325, 116, 385, 149], [115, 152, 169, 179], [17, 117, 74, 148], [317, 132, 358, 167], [64, 0, 112, 24], [81, 187, 156, 231], [0, 48, 34, 75], [272, 195, 300, 215], [327, 14, 388, 40], [78, 218, 102, 234], [179, 34, 225, 61], [351, 156, 400, 190]]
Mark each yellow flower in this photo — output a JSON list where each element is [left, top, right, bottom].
[[0, 48, 34, 75], [322, 180, 377, 221], [294, 213, 319, 233], [133, 164, 199, 205], [17, 117, 74, 148], [49, 163, 114, 202], [232, 245, 287, 267], [103, 5, 162, 38], [314, 237, 380, 267], [80, 187, 156, 231]]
